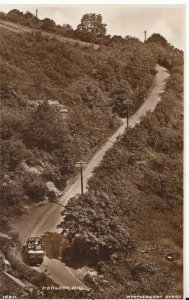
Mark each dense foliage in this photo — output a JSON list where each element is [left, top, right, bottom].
[[0, 11, 163, 217], [59, 48, 183, 297], [0, 10, 183, 298], [76, 13, 107, 40]]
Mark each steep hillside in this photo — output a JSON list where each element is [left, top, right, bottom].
[[0, 18, 157, 220], [58, 45, 183, 297], [0, 11, 184, 298]]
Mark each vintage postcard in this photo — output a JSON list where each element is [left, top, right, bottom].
[[0, 1, 186, 299]]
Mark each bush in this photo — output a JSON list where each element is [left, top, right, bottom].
[[59, 191, 133, 259], [148, 128, 183, 154], [27, 101, 68, 151], [1, 137, 28, 170], [25, 177, 48, 201], [0, 179, 24, 206], [121, 126, 149, 150]]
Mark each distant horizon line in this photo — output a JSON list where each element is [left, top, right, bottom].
[[0, 7, 182, 50]]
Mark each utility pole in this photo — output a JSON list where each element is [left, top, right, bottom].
[[36, 9, 38, 25], [144, 30, 147, 43], [123, 99, 133, 129], [75, 161, 87, 195]]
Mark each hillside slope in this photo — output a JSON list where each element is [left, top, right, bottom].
[[0, 19, 157, 219], [58, 44, 184, 297], [0, 14, 183, 298]]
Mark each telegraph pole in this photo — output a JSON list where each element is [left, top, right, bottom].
[[123, 99, 133, 129], [144, 30, 147, 43], [36, 9, 38, 25], [75, 161, 87, 195]]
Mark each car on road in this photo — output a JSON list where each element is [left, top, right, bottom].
[[25, 237, 45, 266]]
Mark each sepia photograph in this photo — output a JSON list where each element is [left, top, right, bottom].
[[0, 1, 186, 299]]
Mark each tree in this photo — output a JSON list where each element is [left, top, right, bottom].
[[146, 33, 168, 47], [25, 11, 34, 19], [59, 191, 132, 260], [1, 177, 24, 209], [27, 101, 68, 151], [1, 137, 28, 170], [62, 24, 72, 30], [23, 11, 36, 26], [7, 9, 23, 22], [41, 18, 56, 32], [61, 24, 74, 37], [77, 13, 107, 37], [112, 80, 134, 117]]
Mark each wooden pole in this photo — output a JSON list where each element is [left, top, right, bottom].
[[144, 30, 147, 42], [80, 164, 84, 195], [76, 161, 87, 195], [36, 9, 38, 25]]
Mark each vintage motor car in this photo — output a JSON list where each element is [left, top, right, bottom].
[[25, 237, 45, 266]]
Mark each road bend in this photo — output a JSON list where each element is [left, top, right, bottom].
[[13, 64, 170, 288]]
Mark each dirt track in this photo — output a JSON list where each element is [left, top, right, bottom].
[[0, 19, 99, 49]]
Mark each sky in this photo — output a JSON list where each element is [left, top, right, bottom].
[[0, 3, 186, 49]]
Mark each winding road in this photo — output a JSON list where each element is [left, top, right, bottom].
[[13, 64, 170, 288]]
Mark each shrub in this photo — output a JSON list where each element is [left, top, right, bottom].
[[25, 177, 48, 201], [1, 137, 28, 169], [0, 179, 24, 206], [148, 128, 183, 154]]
